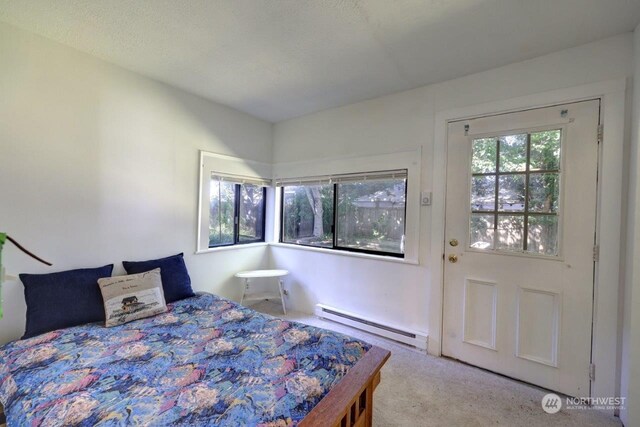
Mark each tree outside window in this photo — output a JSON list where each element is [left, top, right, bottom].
[[469, 129, 561, 256], [210, 179, 266, 247], [281, 174, 407, 257]]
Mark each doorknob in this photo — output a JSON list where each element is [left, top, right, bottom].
[[448, 254, 458, 263]]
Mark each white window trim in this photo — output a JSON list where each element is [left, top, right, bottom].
[[196, 151, 272, 253], [195, 242, 269, 255], [272, 148, 422, 264], [268, 242, 419, 265]]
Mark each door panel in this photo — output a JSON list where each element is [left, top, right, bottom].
[[463, 279, 497, 350], [442, 100, 600, 397]]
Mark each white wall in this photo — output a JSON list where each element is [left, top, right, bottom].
[[271, 34, 633, 345], [620, 23, 640, 427], [0, 23, 273, 344]]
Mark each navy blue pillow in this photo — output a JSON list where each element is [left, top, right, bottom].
[[122, 253, 194, 303], [20, 264, 114, 339]]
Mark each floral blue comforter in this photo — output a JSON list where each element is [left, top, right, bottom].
[[0, 294, 370, 426]]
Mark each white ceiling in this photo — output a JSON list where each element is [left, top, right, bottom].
[[1, 0, 640, 122]]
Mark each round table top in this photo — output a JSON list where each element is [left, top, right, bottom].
[[235, 269, 289, 278]]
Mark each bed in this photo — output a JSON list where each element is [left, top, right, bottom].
[[0, 294, 389, 426]]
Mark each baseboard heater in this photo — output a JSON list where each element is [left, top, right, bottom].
[[315, 304, 428, 350]]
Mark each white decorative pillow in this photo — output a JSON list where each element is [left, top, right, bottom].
[[97, 268, 167, 327]]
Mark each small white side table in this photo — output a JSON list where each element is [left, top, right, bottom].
[[235, 269, 288, 314]]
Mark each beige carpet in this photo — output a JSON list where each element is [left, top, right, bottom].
[[253, 300, 621, 427]]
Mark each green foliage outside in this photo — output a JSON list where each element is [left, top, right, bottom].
[[470, 129, 561, 255], [336, 180, 405, 253], [282, 185, 333, 247], [282, 180, 406, 253], [209, 181, 235, 246], [238, 185, 264, 242], [209, 182, 264, 247]]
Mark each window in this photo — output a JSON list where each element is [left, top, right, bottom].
[[209, 180, 236, 246], [469, 129, 562, 256], [336, 179, 406, 254], [280, 171, 407, 257], [238, 184, 266, 243], [282, 184, 334, 248], [197, 151, 272, 253], [209, 176, 266, 248]]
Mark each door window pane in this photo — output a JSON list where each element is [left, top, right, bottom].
[[530, 130, 561, 171], [498, 175, 525, 212], [472, 138, 497, 173], [496, 214, 524, 251], [467, 129, 562, 256], [471, 175, 496, 211], [527, 215, 559, 256], [499, 134, 527, 172], [238, 184, 265, 242], [282, 185, 334, 248], [336, 179, 406, 254], [470, 214, 495, 250], [528, 173, 560, 213], [209, 180, 235, 246]]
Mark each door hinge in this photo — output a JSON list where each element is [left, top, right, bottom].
[[597, 124, 604, 143], [593, 245, 599, 262], [589, 363, 596, 381]]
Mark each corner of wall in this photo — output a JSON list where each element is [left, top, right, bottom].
[[619, 22, 640, 426]]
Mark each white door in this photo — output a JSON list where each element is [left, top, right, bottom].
[[442, 100, 600, 397]]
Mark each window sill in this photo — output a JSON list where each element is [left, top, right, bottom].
[[268, 242, 419, 265], [195, 242, 268, 254]]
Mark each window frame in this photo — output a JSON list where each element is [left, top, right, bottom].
[[197, 151, 272, 254], [467, 126, 565, 258], [279, 175, 408, 258], [209, 183, 267, 249], [279, 183, 335, 250]]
